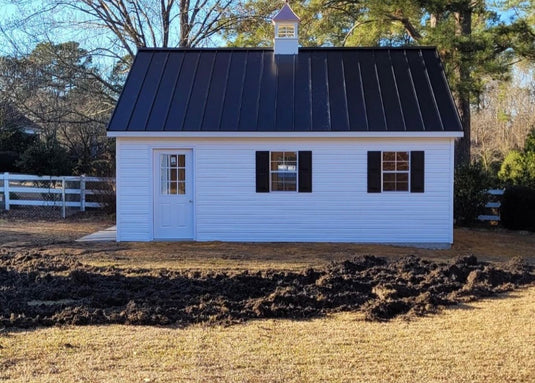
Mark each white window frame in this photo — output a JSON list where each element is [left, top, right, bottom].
[[381, 151, 410, 192], [277, 25, 296, 38], [270, 151, 298, 192]]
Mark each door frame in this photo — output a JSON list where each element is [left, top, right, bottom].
[[152, 148, 195, 240]]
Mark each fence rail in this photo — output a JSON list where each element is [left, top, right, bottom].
[[478, 189, 505, 222], [0, 173, 115, 218]]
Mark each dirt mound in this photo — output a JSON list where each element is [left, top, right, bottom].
[[1, 251, 534, 328]]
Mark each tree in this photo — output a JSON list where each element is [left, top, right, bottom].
[[498, 128, 535, 188], [17, 134, 73, 175], [0, 103, 37, 154], [0, 102, 38, 172], [0, 1, 245, 176], [0, 0, 242, 65], [496, 0, 535, 61], [227, 0, 534, 166], [0, 42, 115, 175], [472, 78, 535, 171]]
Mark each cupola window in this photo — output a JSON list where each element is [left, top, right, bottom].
[[278, 25, 295, 38]]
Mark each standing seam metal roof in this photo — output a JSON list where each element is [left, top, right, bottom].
[[107, 47, 463, 133]]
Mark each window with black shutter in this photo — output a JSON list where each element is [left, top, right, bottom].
[[256, 151, 312, 193], [367, 151, 425, 193]]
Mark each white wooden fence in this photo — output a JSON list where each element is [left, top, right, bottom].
[[0, 173, 114, 218], [478, 189, 505, 222]]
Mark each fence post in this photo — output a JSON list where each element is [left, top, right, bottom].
[[61, 177, 66, 219], [80, 175, 86, 212], [3, 172, 10, 211]]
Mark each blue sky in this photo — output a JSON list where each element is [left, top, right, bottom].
[[0, 1, 528, 64]]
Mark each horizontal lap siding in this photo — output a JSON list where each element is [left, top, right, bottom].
[[116, 141, 152, 241], [116, 137, 454, 244]]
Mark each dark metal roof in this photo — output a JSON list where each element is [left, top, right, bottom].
[[107, 47, 463, 133]]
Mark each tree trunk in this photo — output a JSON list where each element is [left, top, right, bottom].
[[430, 12, 440, 28], [179, 0, 191, 47], [455, 89, 471, 166], [454, 5, 472, 166]]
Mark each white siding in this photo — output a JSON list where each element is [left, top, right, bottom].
[[115, 137, 455, 245], [115, 140, 152, 241]]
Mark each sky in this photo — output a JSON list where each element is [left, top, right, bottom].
[[0, 0, 529, 73]]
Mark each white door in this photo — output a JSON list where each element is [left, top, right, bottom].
[[153, 150, 194, 239]]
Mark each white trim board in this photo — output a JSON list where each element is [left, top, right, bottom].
[[108, 131, 464, 139]]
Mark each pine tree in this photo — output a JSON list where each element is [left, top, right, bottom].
[[226, 0, 534, 166]]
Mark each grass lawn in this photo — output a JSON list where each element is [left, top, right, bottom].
[[2, 288, 534, 383], [1, 215, 534, 382]]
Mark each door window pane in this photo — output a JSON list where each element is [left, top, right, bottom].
[[160, 154, 186, 195]]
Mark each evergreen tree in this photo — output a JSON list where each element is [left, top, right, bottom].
[[226, 0, 535, 166], [1, 42, 115, 175]]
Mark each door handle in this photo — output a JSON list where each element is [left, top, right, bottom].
[[189, 200, 193, 203]]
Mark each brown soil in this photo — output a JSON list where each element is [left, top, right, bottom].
[[1, 214, 534, 328], [1, 249, 533, 328]]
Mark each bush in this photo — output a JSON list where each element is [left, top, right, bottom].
[[498, 128, 535, 188], [501, 186, 535, 231], [0, 125, 36, 154], [17, 136, 73, 175], [0, 151, 20, 172], [499, 150, 535, 188], [0, 125, 37, 172], [454, 162, 493, 226]]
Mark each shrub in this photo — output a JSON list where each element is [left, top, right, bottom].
[[501, 186, 535, 231], [454, 162, 493, 226], [498, 128, 535, 188], [499, 150, 535, 188], [17, 135, 73, 175], [0, 126, 37, 172], [0, 151, 20, 172], [0, 125, 36, 154]]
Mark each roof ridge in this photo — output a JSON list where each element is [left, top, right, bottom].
[[137, 46, 439, 53]]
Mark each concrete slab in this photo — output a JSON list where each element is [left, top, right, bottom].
[[76, 226, 116, 242]]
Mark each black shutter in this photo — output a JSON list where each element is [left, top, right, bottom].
[[256, 151, 270, 193], [298, 151, 312, 193], [367, 151, 381, 193], [411, 151, 425, 193]]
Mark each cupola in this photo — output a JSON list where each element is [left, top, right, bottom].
[[272, 1, 300, 55]]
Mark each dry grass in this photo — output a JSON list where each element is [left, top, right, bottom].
[[1, 216, 535, 382], [1, 287, 534, 383], [2, 216, 535, 272]]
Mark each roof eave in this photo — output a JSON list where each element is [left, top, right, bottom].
[[107, 131, 464, 138]]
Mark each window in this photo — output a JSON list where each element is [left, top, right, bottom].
[[277, 25, 295, 38], [271, 151, 297, 191], [382, 151, 409, 191], [256, 151, 312, 193], [367, 151, 424, 193], [160, 154, 186, 195]]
